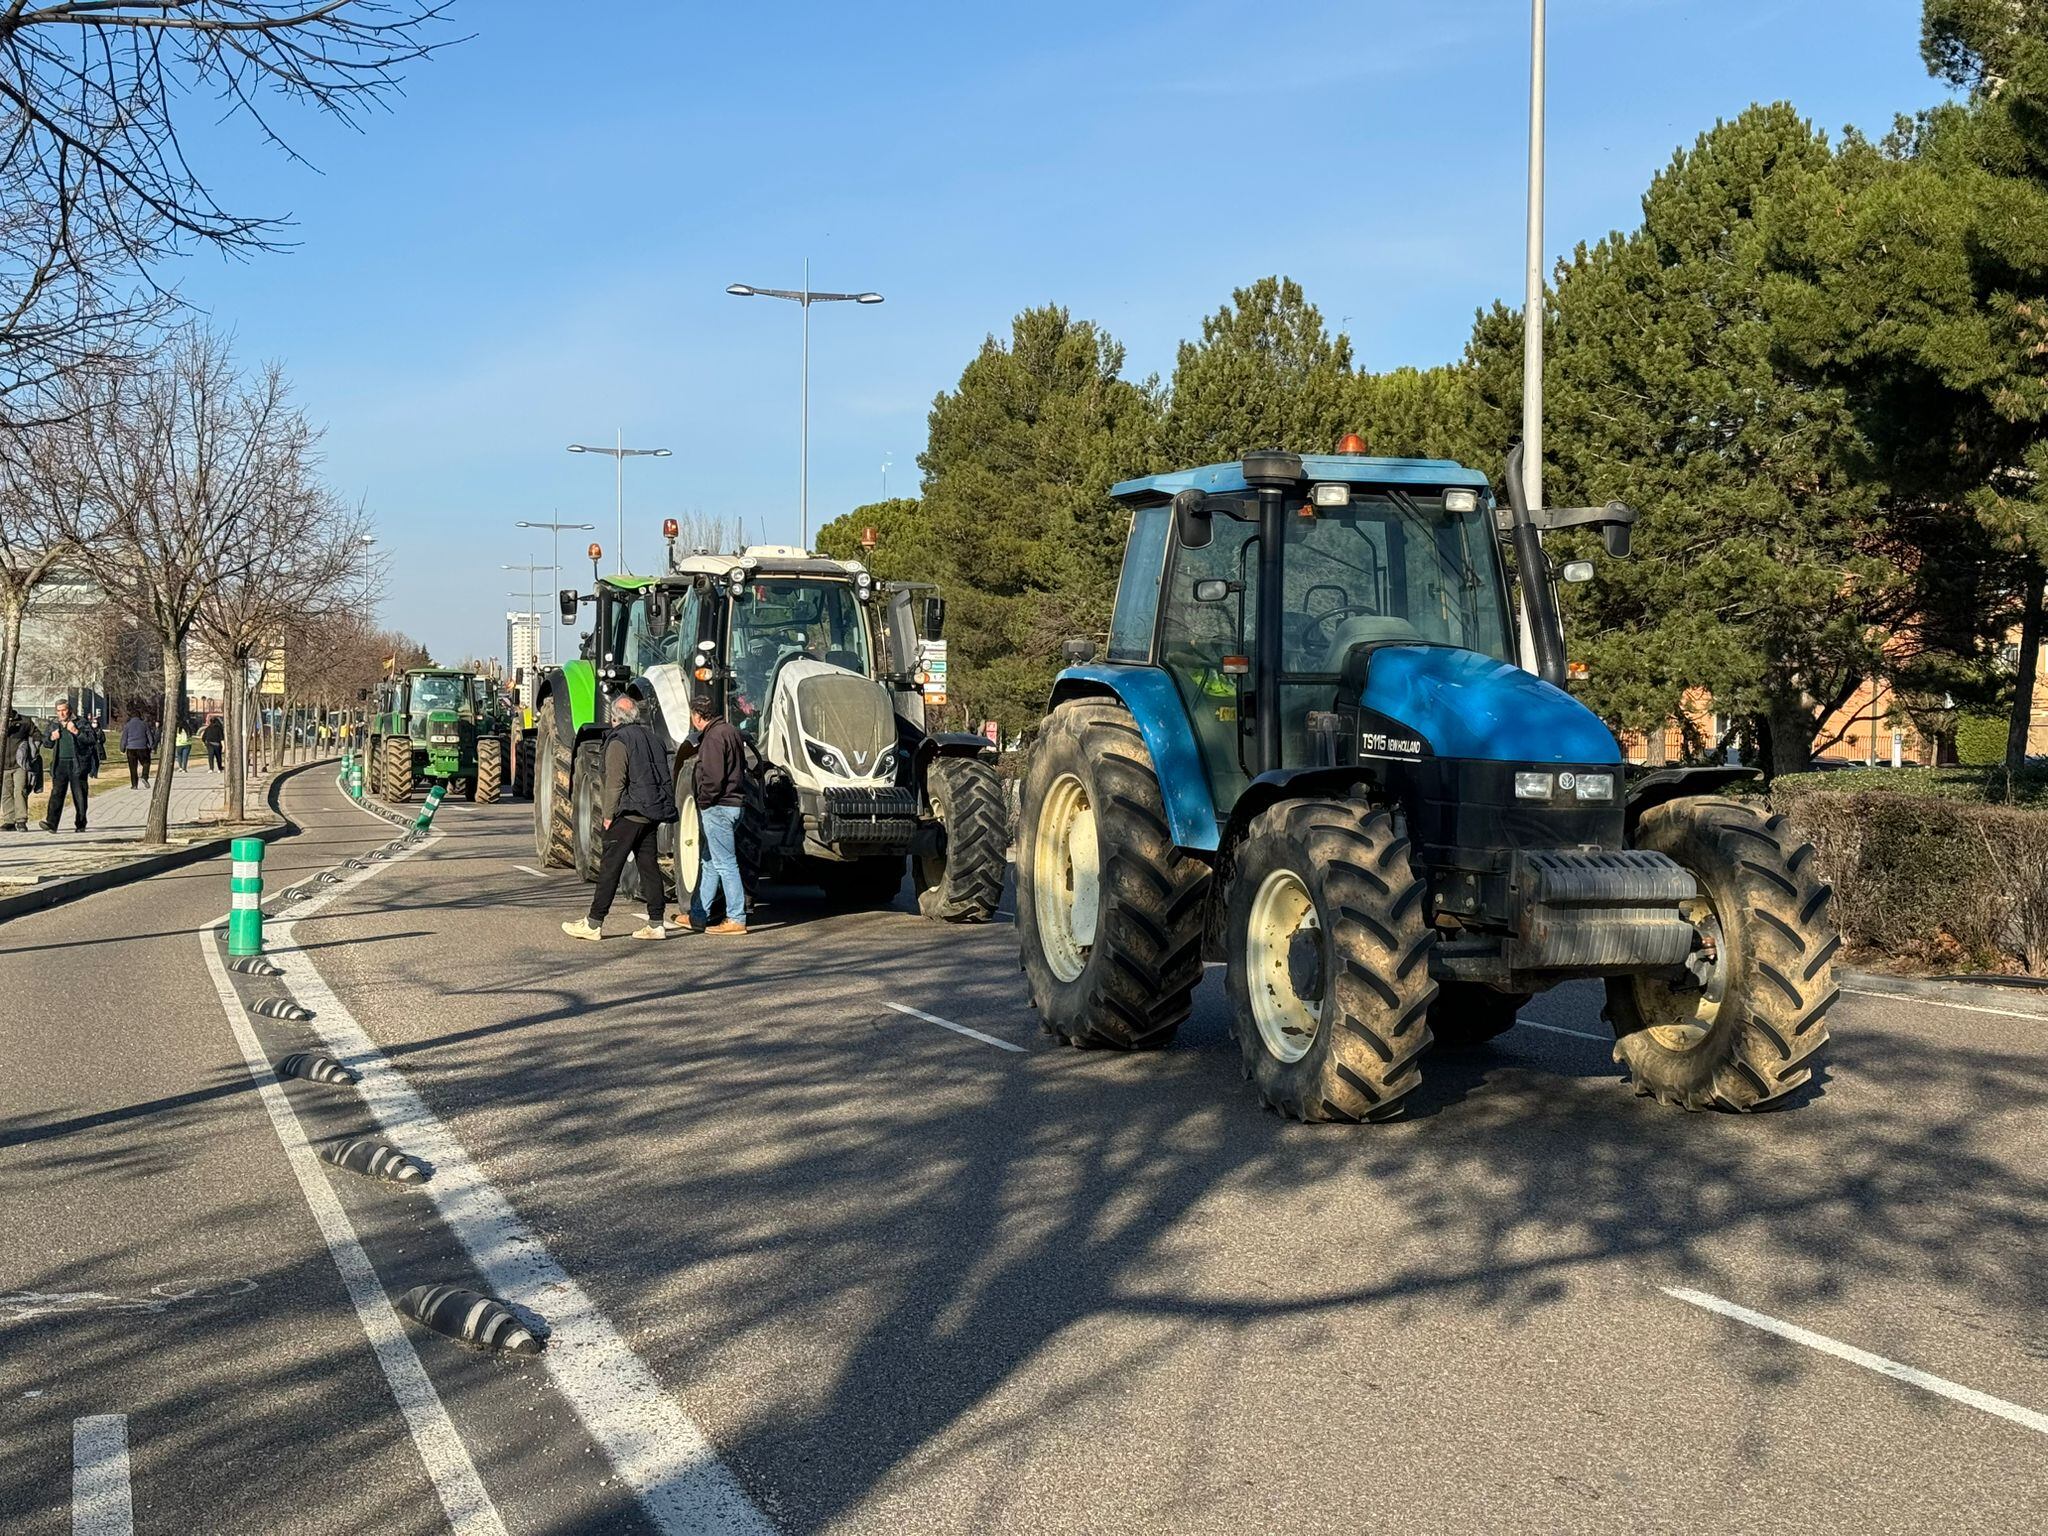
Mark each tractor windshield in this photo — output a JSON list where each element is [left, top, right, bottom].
[[727, 579, 872, 729], [1281, 491, 1511, 673], [410, 675, 467, 718]]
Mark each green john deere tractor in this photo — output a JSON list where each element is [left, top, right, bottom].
[[366, 667, 509, 803], [534, 534, 1006, 920]]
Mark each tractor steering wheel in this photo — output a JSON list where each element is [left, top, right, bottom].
[[1300, 602, 1382, 652]]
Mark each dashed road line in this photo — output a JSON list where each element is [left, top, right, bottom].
[[885, 1001, 1028, 1052], [72, 1414, 133, 1536], [512, 864, 549, 879], [263, 822, 773, 1535], [199, 921, 507, 1536], [1516, 1019, 1608, 1042], [1662, 1286, 2048, 1438]]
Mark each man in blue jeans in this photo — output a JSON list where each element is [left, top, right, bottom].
[[685, 692, 749, 934]]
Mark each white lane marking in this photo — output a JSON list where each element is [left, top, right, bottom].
[[268, 840, 773, 1535], [1844, 986, 2048, 1023], [200, 923, 506, 1536], [1516, 1019, 1608, 1042], [885, 1001, 1027, 1053], [1662, 1287, 2048, 1438], [512, 864, 549, 879], [72, 1415, 132, 1536]]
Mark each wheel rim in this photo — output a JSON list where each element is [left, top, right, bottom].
[[1246, 867, 1324, 1064], [1033, 772, 1098, 982], [1639, 895, 1729, 1052]]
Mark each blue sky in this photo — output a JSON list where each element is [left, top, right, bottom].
[[168, 0, 1951, 666]]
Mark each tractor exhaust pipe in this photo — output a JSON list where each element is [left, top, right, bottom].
[[1504, 444, 1568, 688]]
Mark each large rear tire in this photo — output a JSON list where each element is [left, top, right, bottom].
[[534, 702, 574, 868], [474, 738, 503, 804], [1429, 982, 1527, 1050], [1605, 798, 1838, 1111], [1226, 797, 1435, 1122], [513, 736, 536, 799], [914, 755, 1007, 922], [381, 736, 414, 803], [365, 735, 383, 798], [1018, 699, 1208, 1050], [571, 739, 604, 884]]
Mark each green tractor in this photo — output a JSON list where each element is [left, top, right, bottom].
[[366, 667, 509, 803], [1018, 443, 1838, 1122], [534, 535, 1007, 920]]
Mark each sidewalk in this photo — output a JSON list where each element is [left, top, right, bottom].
[[0, 759, 317, 897]]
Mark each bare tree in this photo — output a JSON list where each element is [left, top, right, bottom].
[[670, 509, 748, 557], [0, 415, 75, 724], [66, 328, 308, 842]]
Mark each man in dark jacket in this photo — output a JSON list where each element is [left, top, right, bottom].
[[42, 699, 93, 831], [1, 709, 33, 830], [562, 680, 677, 942], [121, 711, 155, 788], [687, 691, 750, 934], [201, 713, 225, 771]]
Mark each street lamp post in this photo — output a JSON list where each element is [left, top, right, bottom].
[[1522, 0, 1546, 517], [503, 561, 549, 701], [566, 433, 670, 576], [516, 517, 595, 665], [727, 259, 884, 550]]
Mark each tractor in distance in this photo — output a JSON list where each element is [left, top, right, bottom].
[[532, 524, 1008, 921], [1017, 438, 1838, 1122], [366, 667, 510, 803]]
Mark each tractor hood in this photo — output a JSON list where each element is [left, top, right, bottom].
[[1358, 646, 1620, 765]]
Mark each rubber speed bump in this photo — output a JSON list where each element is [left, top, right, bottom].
[[396, 1285, 545, 1356], [230, 957, 283, 977], [276, 1052, 360, 1086], [254, 998, 314, 1023], [319, 1137, 428, 1184]]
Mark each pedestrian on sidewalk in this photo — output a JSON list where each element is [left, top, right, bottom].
[[1, 709, 33, 830], [685, 691, 750, 935], [121, 711, 154, 788], [562, 679, 678, 943], [201, 713, 224, 771], [175, 720, 192, 771], [43, 700, 91, 831]]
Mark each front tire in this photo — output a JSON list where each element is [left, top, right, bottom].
[[380, 737, 414, 802], [474, 738, 503, 803], [1018, 700, 1207, 1050], [1226, 797, 1435, 1121], [534, 702, 574, 867], [914, 756, 1007, 922], [1605, 798, 1839, 1111], [571, 740, 604, 884]]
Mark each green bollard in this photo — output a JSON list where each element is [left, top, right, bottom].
[[413, 782, 446, 830], [228, 836, 265, 956]]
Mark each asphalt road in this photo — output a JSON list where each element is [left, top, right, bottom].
[[3, 768, 2044, 1533]]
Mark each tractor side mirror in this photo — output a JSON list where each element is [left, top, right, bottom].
[[1061, 637, 1098, 665], [1560, 560, 1595, 584], [355, 688, 369, 702], [922, 596, 946, 638], [1173, 488, 1213, 551], [1602, 506, 1634, 559], [558, 588, 578, 624]]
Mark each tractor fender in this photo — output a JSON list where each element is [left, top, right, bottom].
[[1217, 765, 1389, 857], [1624, 765, 1760, 841], [1049, 665, 1220, 852], [915, 732, 995, 771]]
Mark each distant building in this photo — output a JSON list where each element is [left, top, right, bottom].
[[507, 611, 541, 709]]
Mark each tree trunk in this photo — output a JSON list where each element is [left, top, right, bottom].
[[224, 651, 247, 821], [1766, 695, 1815, 780], [144, 638, 186, 845], [2006, 559, 2043, 773], [0, 594, 22, 732]]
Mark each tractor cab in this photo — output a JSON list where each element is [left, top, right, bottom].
[[1018, 441, 1838, 1124]]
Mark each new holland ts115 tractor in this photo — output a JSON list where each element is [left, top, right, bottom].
[[532, 534, 1007, 921], [366, 668, 508, 803], [1018, 442, 1838, 1122]]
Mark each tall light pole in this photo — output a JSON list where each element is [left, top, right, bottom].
[[503, 561, 548, 695], [727, 259, 884, 550], [566, 432, 670, 576], [1522, 0, 1546, 518], [517, 516, 594, 664]]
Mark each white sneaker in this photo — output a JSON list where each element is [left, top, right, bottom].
[[630, 924, 668, 941], [561, 918, 602, 941]]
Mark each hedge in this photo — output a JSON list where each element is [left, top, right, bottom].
[[1772, 764, 2048, 806], [1772, 787, 2048, 973]]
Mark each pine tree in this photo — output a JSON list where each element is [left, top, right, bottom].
[[1158, 277, 1353, 464]]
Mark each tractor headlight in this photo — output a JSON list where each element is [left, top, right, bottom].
[[1514, 771, 1552, 800], [1443, 489, 1481, 514], [805, 739, 847, 775], [1573, 772, 1615, 801]]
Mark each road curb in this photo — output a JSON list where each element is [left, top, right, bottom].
[[0, 758, 333, 926], [1845, 967, 2048, 1018]]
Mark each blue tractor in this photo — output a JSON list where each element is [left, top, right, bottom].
[[1017, 442, 1838, 1121]]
